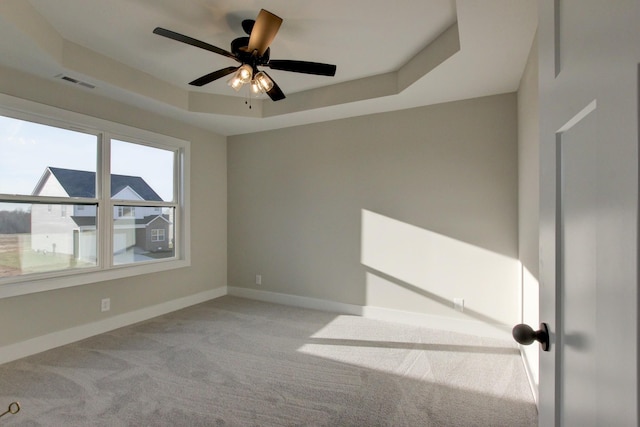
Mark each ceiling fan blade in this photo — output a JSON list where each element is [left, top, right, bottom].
[[247, 9, 283, 57], [153, 27, 238, 62], [261, 71, 286, 101], [267, 60, 337, 76], [189, 66, 239, 87], [241, 19, 255, 36]]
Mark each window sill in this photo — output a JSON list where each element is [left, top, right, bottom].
[[0, 258, 190, 299]]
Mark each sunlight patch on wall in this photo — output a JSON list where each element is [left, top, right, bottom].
[[360, 210, 519, 326]]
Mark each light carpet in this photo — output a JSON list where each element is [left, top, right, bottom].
[[0, 296, 537, 426]]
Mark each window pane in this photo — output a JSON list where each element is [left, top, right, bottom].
[[113, 206, 175, 265], [0, 115, 97, 197], [0, 202, 97, 278], [111, 139, 174, 202]]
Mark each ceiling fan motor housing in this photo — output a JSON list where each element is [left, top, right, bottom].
[[231, 37, 270, 64]]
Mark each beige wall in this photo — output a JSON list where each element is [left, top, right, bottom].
[[0, 66, 227, 346], [517, 34, 540, 401], [0, 67, 522, 347], [229, 94, 520, 328], [518, 35, 540, 284]]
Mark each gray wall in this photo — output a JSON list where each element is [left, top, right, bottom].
[[0, 66, 227, 346], [229, 94, 520, 327], [517, 33, 540, 401]]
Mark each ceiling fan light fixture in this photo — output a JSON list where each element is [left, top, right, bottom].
[[227, 75, 245, 91], [153, 8, 336, 102], [254, 71, 274, 92], [237, 64, 253, 83], [250, 79, 265, 94], [228, 64, 254, 91]]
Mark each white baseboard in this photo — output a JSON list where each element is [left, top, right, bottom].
[[228, 286, 511, 341], [0, 287, 227, 365], [228, 286, 363, 316], [361, 305, 511, 341], [520, 347, 540, 407]]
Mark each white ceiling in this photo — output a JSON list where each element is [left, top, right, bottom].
[[0, 1, 537, 136]]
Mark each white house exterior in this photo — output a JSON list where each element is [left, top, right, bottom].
[[31, 167, 171, 261]]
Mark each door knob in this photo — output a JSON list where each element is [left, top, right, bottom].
[[512, 323, 550, 351]]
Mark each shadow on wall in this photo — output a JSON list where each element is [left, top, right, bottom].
[[360, 209, 520, 330]]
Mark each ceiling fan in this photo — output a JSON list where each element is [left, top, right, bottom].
[[153, 9, 337, 101]]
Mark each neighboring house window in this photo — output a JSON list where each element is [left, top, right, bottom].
[[117, 206, 135, 217], [151, 229, 165, 242], [0, 100, 190, 298]]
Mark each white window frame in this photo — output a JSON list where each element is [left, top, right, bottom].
[[0, 94, 191, 299]]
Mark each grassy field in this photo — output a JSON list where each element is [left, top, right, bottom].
[[0, 234, 27, 277], [0, 234, 91, 278]]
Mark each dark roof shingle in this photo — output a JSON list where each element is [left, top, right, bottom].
[[48, 167, 163, 201]]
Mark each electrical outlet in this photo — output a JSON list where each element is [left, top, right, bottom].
[[453, 298, 464, 312], [101, 298, 111, 312], [255, 274, 262, 285]]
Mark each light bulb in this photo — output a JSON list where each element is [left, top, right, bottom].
[[254, 71, 274, 92], [237, 64, 253, 84], [250, 80, 264, 94], [227, 75, 244, 91]]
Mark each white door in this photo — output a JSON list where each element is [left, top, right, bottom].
[[536, 0, 639, 425]]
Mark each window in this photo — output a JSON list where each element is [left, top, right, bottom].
[[111, 139, 176, 266], [151, 229, 165, 242], [117, 206, 135, 217], [113, 205, 174, 265], [0, 96, 190, 297]]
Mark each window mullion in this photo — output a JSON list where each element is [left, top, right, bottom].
[[0, 195, 98, 205], [173, 148, 181, 259], [178, 147, 189, 261], [111, 200, 176, 208], [98, 132, 112, 269]]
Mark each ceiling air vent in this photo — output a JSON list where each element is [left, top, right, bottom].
[[54, 73, 96, 89]]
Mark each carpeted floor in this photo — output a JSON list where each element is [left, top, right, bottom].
[[0, 296, 537, 426]]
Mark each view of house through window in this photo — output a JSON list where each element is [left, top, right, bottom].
[[113, 206, 175, 265], [0, 202, 98, 278], [0, 112, 184, 282], [111, 139, 176, 265]]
